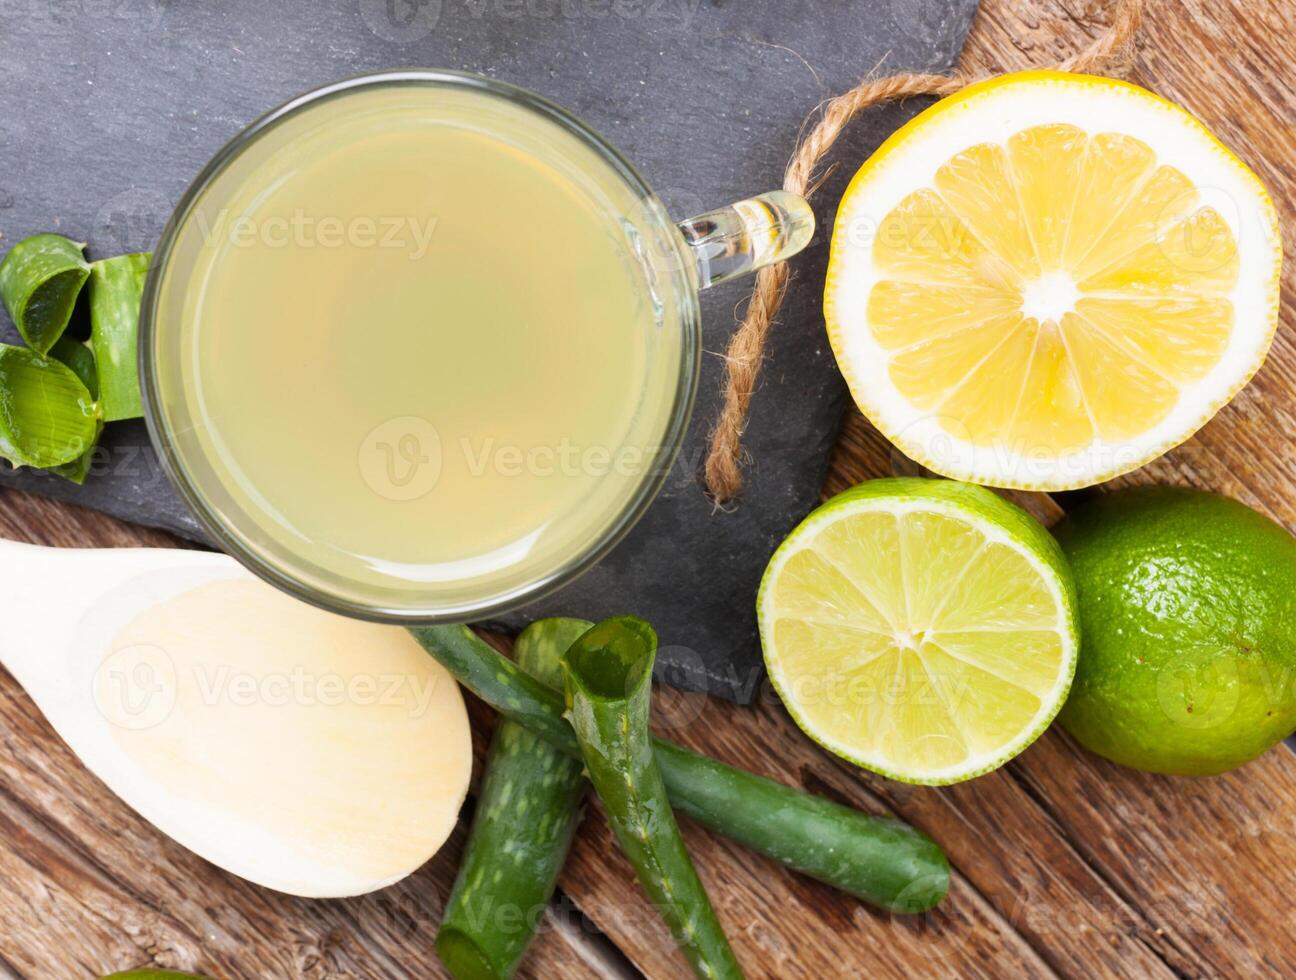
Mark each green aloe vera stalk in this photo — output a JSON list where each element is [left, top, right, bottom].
[[48, 336, 104, 483], [437, 618, 588, 980], [50, 335, 99, 398], [0, 344, 99, 468], [409, 625, 949, 913], [413, 626, 575, 750], [89, 252, 151, 421], [563, 617, 744, 980], [0, 233, 91, 354]]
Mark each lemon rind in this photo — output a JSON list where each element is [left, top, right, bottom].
[[824, 70, 1283, 491]]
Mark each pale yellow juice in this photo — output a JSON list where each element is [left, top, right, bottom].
[[155, 85, 685, 608]]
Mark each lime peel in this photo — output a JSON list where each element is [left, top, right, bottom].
[[1055, 485, 1296, 776], [759, 478, 1079, 785]]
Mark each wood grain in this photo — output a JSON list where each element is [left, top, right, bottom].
[[3, 0, 1296, 977], [0, 541, 607, 978]]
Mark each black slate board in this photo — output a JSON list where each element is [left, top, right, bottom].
[[0, 0, 977, 701]]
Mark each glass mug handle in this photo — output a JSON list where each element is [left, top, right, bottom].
[[676, 190, 815, 288]]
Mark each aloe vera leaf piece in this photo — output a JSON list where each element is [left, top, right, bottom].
[[89, 252, 151, 421], [48, 431, 101, 484], [50, 335, 99, 397], [47, 336, 104, 483], [0, 233, 91, 354], [437, 618, 589, 980], [409, 624, 950, 913], [563, 617, 744, 980], [0, 343, 99, 468]]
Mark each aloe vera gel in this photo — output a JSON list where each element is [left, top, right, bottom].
[[149, 80, 686, 612]]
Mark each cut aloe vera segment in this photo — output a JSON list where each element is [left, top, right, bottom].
[[47, 337, 104, 483], [89, 252, 151, 421], [0, 233, 91, 354], [0, 344, 99, 468]]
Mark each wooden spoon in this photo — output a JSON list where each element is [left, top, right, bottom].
[[0, 538, 472, 898]]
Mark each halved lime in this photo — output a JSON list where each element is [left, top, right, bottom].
[[758, 478, 1078, 785]]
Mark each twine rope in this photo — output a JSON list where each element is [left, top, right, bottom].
[[703, 0, 1146, 503]]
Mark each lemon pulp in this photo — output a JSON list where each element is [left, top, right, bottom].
[[826, 72, 1281, 490], [873, 125, 1237, 451]]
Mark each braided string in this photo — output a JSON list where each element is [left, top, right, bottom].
[[703, 0, 1146, 503]]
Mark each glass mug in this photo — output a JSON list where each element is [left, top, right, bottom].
[[141, 70, 812, 622]]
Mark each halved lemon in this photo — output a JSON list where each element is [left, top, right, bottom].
[[758, 478, 1078, 784], [825, 71, 1282, 490]]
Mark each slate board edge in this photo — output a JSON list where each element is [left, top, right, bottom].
[[0, 1, 980, 703]]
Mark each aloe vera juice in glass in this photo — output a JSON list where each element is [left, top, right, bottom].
[[144, 73, 813, 619]]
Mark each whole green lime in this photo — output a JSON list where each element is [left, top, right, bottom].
[[1054, 486, 1296, 776]]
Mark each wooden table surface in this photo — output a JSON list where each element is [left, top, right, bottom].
[[3, 0, 1295, 976]]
